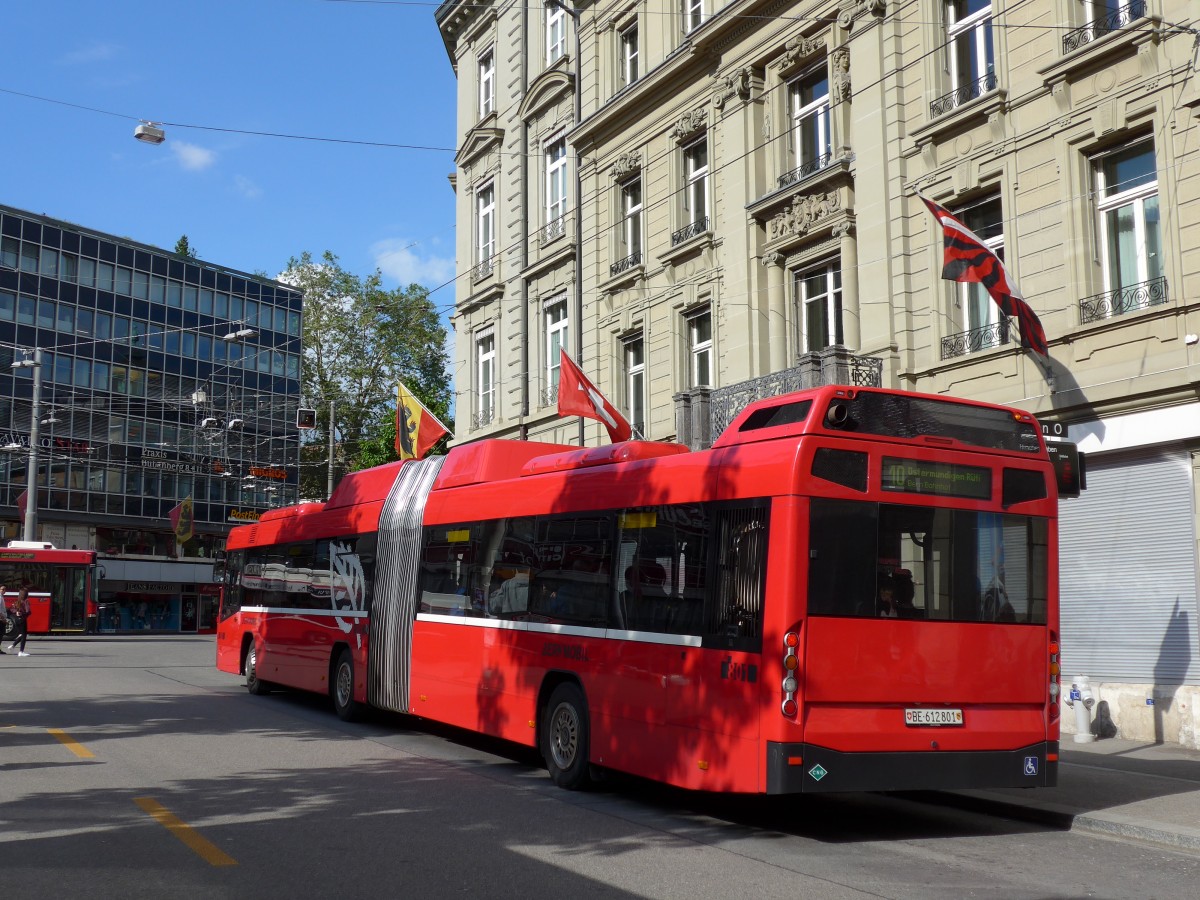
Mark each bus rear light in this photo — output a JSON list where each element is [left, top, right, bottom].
[[781, 633, 799, 718], [697, 760, 709, 771], [782, 698, 798, 717], [787, 755, 803, 766], [1047, 752, 1059, 762], [782, 676, 798, 694], [784, 655, 798, 671], [1049, 682, 1059, 698], [784, 631, 799, 648]]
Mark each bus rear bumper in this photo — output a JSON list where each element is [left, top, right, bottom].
[[766, 741, 1058, 794]]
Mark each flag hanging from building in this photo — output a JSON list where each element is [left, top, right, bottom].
[[918, 194, 1049, 357], [395, 381, 450, 460], [557, 349, 633, 443], [169, 496, 194, 544]]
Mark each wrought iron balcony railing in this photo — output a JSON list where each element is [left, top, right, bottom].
[[671, 216, 709, 247], [540, 382, 560, 408], [940, 320, 1010, 360], [1062, 1, 1145, 54], [471, 405, 495, 429], [542, 215, 566, 245], [930, 71, 998, 119], [777, 152, 833, 189], [1079, 275, 1168, 324], [702, 348, 883, 449], [609, 250, 642, 278], [471, 257, 494, 282]]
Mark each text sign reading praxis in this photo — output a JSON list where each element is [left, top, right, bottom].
[[881, 458, 991, 500]]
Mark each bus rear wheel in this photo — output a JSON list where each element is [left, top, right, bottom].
[[245, 641, 270, 695], [332, 649, 362, 722], [543, 683, 591, 790]]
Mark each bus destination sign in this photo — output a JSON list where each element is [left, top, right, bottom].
[[881, 458, 992, 499]]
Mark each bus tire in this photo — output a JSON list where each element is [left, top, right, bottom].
[[245, 641, 270, 695], [543, 683, 591, 790], [332, 649, 362, 722]]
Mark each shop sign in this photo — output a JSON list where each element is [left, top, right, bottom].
[[127, 582, 173, 593], [228, 508, 262, 523], [249, 466, 287, 480]]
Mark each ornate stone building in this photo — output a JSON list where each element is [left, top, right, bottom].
[[436, 1, 1200, 746]]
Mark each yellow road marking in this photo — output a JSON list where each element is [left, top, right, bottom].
[[134, 797, 238, 867], [48, 728, 95, 758]]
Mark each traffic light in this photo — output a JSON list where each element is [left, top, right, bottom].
[[296, 408, 316, 430]]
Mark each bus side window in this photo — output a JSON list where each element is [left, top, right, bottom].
[[808, 499, 876, 617], [705, 504, 768, 650]]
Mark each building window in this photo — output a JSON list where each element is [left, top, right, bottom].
[[620, 176, 642, 259], [546, 139, 568, 226], [784, 66, 831, 185], [687, 309, 712, 388], [1094, 139, 1161, 293], [476, 330, 496, 425], [959, 197, 1005, 333], [547, 3, 567, 64], [624, 335, 645, 438], [620, 23, 639, 87], [476, 183, 496, 267], [683, 0, 705, 33], [545, 299, 568, 401], [946, 0, 995, 96], [796, 261, 843, 353], [684, 136, 708, 228], [479, 49, 495, 118]]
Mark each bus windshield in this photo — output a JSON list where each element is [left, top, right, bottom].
[[808, 498, 1049, 624]]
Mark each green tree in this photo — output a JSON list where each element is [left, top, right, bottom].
[[282, 251, 451, 499], [174, 235, 198, 259]]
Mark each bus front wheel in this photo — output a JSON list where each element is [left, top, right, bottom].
[[332, 649, 362, 722], [543, 683, 591, 790], [245, 641, 270, 695]]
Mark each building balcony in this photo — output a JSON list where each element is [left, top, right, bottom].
[[1062, 1, 1145, 54], [930, 71, 998, 119], [540, 382, 559, 408], [610, 250, 642, 279], [777, 153, 833, 190], [540, 215, 566, 247], [471, 256, 495, 284], [470, 405, 495, 430], [671, 216, 709, 247], [940, 320, 1010, 360], [1079, 275, 1168, 325], [674, 347, 883, 450]]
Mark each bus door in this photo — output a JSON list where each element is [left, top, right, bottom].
[[803, 497, 1051, 755]]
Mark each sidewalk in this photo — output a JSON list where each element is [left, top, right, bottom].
[[928, 738, 1200, 853]]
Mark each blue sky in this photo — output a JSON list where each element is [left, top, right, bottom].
[[1, 0, 459, 312]]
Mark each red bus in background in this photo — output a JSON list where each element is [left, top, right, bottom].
[[217, 386, 1064, 794], [0, 543, 100, 634]]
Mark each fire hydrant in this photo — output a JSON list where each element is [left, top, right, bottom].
[[1063, 675, 1096, 743]]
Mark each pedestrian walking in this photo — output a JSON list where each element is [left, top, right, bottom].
[[0, 583, 9, 654], [7, 587, 31, 656]]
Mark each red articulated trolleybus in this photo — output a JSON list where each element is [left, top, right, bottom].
[[0, 542, 101, 634], [217, 386, 1064, 794]]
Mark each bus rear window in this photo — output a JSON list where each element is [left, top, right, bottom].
[[807, 498, 1048, 624], [825, 392, 1041, 454]]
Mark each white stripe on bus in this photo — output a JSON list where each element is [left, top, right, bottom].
[[239, 606, 368, 618], [415, 613, 702, 646]]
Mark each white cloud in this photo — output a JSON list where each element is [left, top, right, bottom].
[[234, 175, 263, 199], [372, 238, 455, 288], [170, 141, 216, 172], [57, 42, 120, 65]]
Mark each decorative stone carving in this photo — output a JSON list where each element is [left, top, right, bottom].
[[669, 108, 708, 142], [838, 0, 885, 30], [832, 220, 853, 239], [831, 48, 851, 102], [713, 67, 753, 111], [610, 150, 642, 180], [767, 191, 842, 242], [761, 251, 785, 268], [762, 112, 772, 140], [776, 36, 823, 72]]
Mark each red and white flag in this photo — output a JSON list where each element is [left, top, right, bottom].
[[557, 350, 633, 444], [919, 193, 1048, 357]]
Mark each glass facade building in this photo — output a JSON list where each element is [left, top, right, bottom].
[[0, 204, 302, 632]]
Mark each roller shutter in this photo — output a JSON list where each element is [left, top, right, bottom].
[[1058, 447, 1198, 684]]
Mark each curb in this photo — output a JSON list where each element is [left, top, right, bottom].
[[907, 790, 1200, 853]]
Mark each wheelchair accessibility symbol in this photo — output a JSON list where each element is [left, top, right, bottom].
[[1023, 756, 1039, 776]]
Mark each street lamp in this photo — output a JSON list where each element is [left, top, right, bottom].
[[10, 348, 43, 541]]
